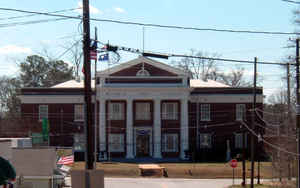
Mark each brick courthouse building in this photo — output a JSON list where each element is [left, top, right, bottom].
[[19, 56, 263, 161]]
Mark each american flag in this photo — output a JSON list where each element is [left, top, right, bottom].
[[90, 50, 97, 60], [57, 155, 74, 165]]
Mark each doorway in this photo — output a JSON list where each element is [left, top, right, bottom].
[[136, 133, 150, 157]]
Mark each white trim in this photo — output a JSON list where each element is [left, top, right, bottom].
[[20, 95, 98, 104], [108, 134, 125, 152], [236, 104, 246, 121], [74, 104, 84, 121], [162, 133, 179, 152], [103, 83, 185, 88], [126, 99, 134, 158], [99, 100, 106, 160], [108, 102, 125, 120], [39, 105, 48, 121], [200, 104, 210, 121], [180, 98, 189, 159], [190, 94, 263, 103], [104, 76, 183, 79], [153, 99, 162, 158], [161, 102, 179, 120], [97, 56, 188, 76]]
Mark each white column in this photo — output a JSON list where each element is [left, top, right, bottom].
[[180, 98, 189, 159], [154, 99, 162, 158], [126, 99, 134, 158], [99, 99, 106, 159]]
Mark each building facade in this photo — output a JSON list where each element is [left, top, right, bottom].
[[19, 56, 263, 161]]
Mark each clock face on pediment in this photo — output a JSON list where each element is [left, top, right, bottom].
[[110, 62, 178, 77]]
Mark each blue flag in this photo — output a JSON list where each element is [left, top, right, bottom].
[[99, 53, 109, 61]]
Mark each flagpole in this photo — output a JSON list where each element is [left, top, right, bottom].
[[94, 27, 98, 169]]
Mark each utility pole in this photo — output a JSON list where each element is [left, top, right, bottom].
[[287, 63, 292, 180], [82, 0, 94, 170], [250, 57, 257, 188], [296, 38, 300, 188], [242, 124, 246, 187], [94, 26, 98, 169]]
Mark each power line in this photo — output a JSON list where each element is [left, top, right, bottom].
[[56, 39, 81, 60], [0, 7, 299, 36], [241, 121, 299, 156], [282, 0, 300, 4], [98, 40, 291, 65], [169, 54, 290, 66], [0, 17, 71, 28], [0, 7, 80, 21]]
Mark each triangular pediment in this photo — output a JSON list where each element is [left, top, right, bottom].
[[97, 56, 188, 77]]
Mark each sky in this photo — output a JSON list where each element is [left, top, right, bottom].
[[0, 0, 297, 99]]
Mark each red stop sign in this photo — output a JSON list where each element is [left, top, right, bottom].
[[230, 159, 238, 168]]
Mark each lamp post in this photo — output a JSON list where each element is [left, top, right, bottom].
[[257, 133, 262, 184]]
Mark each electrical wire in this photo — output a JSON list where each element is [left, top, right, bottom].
[[282, 0, 300, 4], [0, 7, 299, 36], [96, 40, 292, 66], [0, 7, 80, 21], [241, 121, 299, 156], [0, 17, 71, 28], [56, 39, 81, 60], [254, 109, 284, 127]]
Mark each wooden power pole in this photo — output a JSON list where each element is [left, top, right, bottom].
[[82, 0, 94, 170], [287, 63, 292, 180], [296, 38, 300, 188], [250, 57, 257, 188]]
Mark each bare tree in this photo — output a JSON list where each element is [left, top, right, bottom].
[[219, 66, 252, 87], [172, 49, 221, 80], [172, 49, 251, 87], [61, 39, 83, 78]]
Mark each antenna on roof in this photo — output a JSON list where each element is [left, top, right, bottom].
[[142, 26, 145, 71]]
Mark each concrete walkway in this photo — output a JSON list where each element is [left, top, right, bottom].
[[65, 177, 271, 188]]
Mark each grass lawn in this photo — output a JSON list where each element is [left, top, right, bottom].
[[228, 181, 296, 188], [228, 185, 272, 188], [71, 161, 279, 179]]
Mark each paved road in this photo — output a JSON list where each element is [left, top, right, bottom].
[[65, 177, 267, 188]]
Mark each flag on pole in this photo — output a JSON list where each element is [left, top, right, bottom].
[[90, 40, 98, 60], [57, 155, 74, 165], [90, 50, 97, 60], [99, 53, 109, 61]]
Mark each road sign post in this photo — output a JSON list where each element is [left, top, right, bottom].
[[230, 159, 238, 185]]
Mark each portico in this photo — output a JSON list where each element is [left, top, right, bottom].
[[98, 91, 189, 160]]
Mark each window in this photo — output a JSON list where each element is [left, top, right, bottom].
[[136, 69, 150, 77], [135, 102, 151, 120], [236, 104, 246, 121], [162, 102, 178, 120], [199, 133, 212, 148], [162, 134, 178, 152], [108, 102, 124, 120], [39, 105, 48, 121], [235, 133, 247, 148], [108, 134, 124, 152], [74, 104, 84, 121], [201, 104, 210, 121]]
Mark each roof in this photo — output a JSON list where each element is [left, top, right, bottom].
[[51, 80, 95, 88], [190, 79, 230, 88], [97, 56, 189, 76]]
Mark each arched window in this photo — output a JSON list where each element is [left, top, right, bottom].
[[136, 69, 150, 77]]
